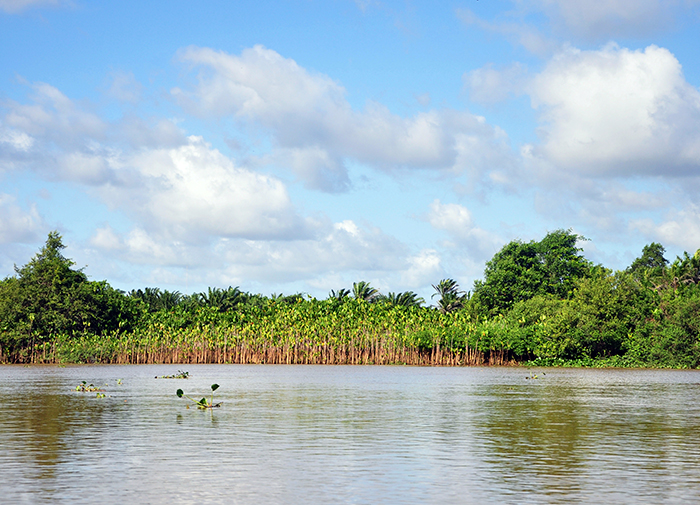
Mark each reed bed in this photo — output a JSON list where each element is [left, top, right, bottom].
[[5, 299, 521, 366]]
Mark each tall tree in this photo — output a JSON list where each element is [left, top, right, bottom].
[[628, 243, 668, 276], [472, 229, 592, 314], [352, 281, 380, 302], [382, 291, 425, 308], [0, 232, 137, 361], [431, 279, 465, 313], [329, 288, 351, 301]]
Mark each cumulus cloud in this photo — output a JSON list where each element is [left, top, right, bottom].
[[0, 194, 44, 244], [89, 216, 435, 293], [0, 123, 35, 172], [89, 225, 123, 251], [110, 137, 309, 241], [400, 249, 443, 288], [525, 44, 700, 176], [1, 82, 311, 242], [427, 199, 503, 260], [4, 82, 107, 148], [259, 146, 351, 193], [172, 45, 515, 192], [631, 205, 700, 252], [3, 80, 187, 154]]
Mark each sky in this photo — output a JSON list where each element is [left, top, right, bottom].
[[1, 0, 700, 302]]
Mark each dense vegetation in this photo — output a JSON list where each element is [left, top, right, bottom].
[[1, 230, 699, 368]]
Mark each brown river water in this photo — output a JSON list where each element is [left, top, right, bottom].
[[1, 364, 699, 504]]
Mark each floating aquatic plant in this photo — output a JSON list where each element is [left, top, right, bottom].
[[75, 381, 103, 392], [157, 370, 189, 379], [176, 384, 221, 409]]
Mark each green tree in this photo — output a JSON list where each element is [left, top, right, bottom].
[[628, 242, 668, 277], [382, 291, 425, 308], [329, 288, 351, 301], [0, 232, 137, 362], [196, 286, 248, 312], [652, 250, 700, 292], [352, 281, 380, 302], [473, 229, 592, 315], [547, 270, 656, 359], [431, 279, 465, 313]]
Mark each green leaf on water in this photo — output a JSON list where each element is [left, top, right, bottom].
[[176, 389, 184, 398], [211, 384, 220, 392], [198, 397, 207, 405]]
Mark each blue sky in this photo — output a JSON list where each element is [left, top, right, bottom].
[[1, 0, 700, 301]]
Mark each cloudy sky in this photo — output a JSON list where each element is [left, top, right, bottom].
[[1, 0, 700, 300]]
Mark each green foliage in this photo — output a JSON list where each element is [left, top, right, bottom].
[[0, 232, 139, 362], [623, 288, 700, 368], [4, 231, 700, 369], [157, 370, 189, 379], [329, 288, 351, 301], [628, 242, 668, 276], [473, 229, 592, 315], [431, 279, 466, 313], [177, 383, 222, 409], [547, 271, 656, 359], [352, 281, 380, 302], [129, 287, 183, 313], [381, 291, 425, 308]]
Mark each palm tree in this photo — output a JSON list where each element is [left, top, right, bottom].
[[431, 278, 465, 314], [329, 288, 351, 301], [198, 286, 246, 311], [352, 281, 380, 302], [383, 291, 425, 308], [159, 290, 182, 311], [129, 287, 163, 313]]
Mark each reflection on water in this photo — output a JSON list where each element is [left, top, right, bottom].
[[1, 365, 699, 504]]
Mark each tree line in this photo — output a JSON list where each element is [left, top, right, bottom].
[[1, 230, 698, 367]]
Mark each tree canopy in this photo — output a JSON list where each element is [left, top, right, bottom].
[[628, 242, 668, 276], [0, 232, 138, 360], [472, 229, 592, 314]]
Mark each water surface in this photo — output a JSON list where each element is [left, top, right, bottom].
[[1, 365, 699, 504]]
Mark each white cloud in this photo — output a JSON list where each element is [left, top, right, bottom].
[[260, 146, 350, 193], [101, 136, 310, 241], [172, 45, 514, 191], [89, 217, 430, 293], [465, 63, 527, 105], [1, 81, 308, 242], [0, 124, 35, 172], [0, 194, 43, 244], [2, 80, 187, 158], [631, 205, 700, 252], [89, 225, 123, 251], [526, 44, 700, 176], [458, 2, 700, 53], [527, 0, 697, 41], [427, 199, 503, 260], [400, 249, 443, 288], [4, 82, 107, 148], [0, 126, 34, 151], [456, 8, 557, 56]]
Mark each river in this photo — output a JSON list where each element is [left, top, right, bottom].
[[1, 365, 699, 504]]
